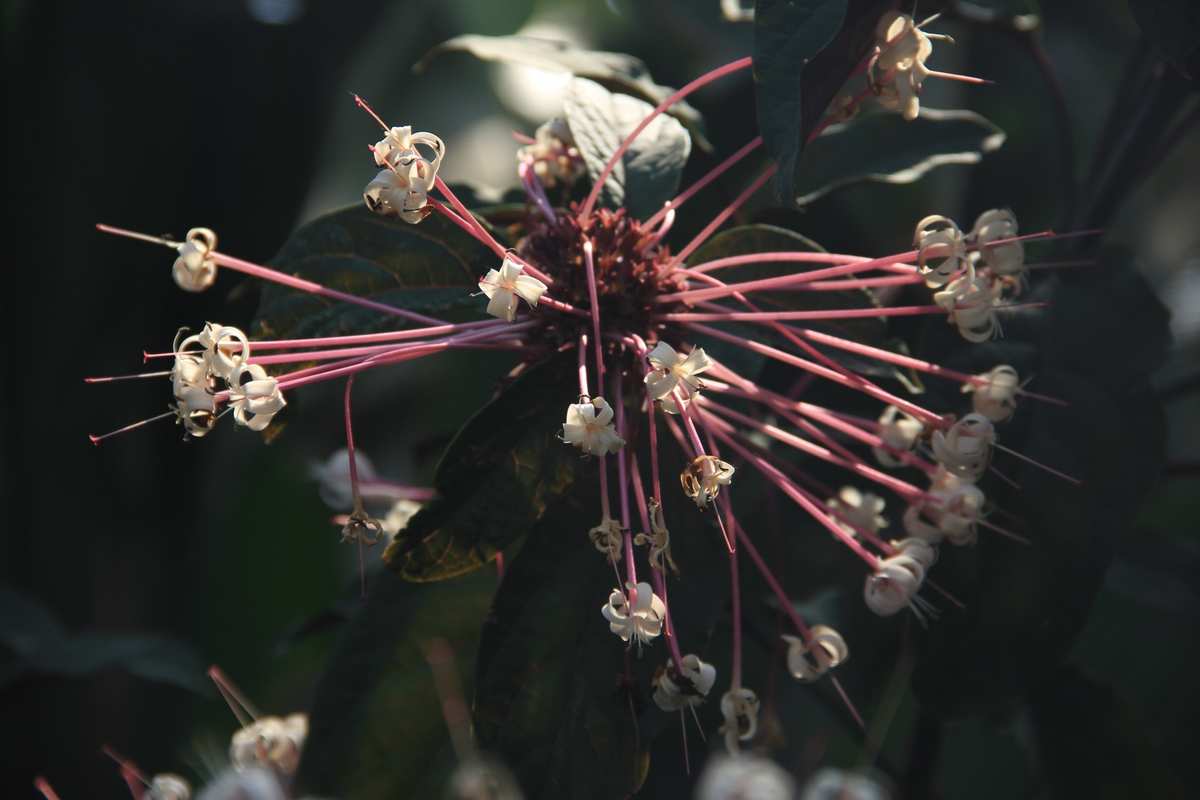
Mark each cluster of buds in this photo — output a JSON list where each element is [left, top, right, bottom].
[[171, 323, 285, 437], [229, 713, 308, 777], [517, 117, 585, 189], [651, 653, 717, 712], [363, 125, 445, 223]]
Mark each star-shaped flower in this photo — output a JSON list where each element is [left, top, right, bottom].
[[478, 255, 548, 322], [562, 396, 625, 456]]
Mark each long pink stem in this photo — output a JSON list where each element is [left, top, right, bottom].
[[644, 136, 763, 228], [671, 164, 778, 266], [614, 369, 637, 588]]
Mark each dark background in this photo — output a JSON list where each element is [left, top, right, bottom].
[[3, 0, 1198, 797]]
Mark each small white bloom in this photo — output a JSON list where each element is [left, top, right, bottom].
[[872, 12, 934, 121], [517, 117, 584, 189], [228, 363, 286, 432], [445, 757, 524, 800], [913, 214, 966, 288], [601, 581, 666, 646], [478, 255, 548, 322], [364, 167, 432, 224], [782, 624, 849, 682], [382, 498, 423, 537], [644, 341, 713, 413], [374, 126, 445, 172], [864, 553, 926, 616], [719, 687, 760, 754], [802, 767, 891, 800], [587, 515, 624, 563], [195, 768, 285, 800], [680, 455, 735, 508], [873, 405, 924, 467], [963, 364, 1020, 422], [634, 498, 678, 574], [903, 468, 985, 546], [827, 486, 888, 537], [147, 774, 191, 800], [229, 713, 307, 777], [934, 273, 1002, 343], [889, 537, 939, 570], [652, 653, 717, 712], [930, 413, 995, 481], [172, 227, 218, 293], [971, 208, 1024, 278], [696, 754, 795, 800], [562, 396, 625, 456]]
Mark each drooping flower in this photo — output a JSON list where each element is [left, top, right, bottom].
[[719, 687, 760, 754], [588, 516, 624, 563], [651, 653, 717, 711], [364, 126, 445, 224], [561, 396, 625, 456], [601, 581, 666, 646], [873, 405, 925, 467], [971, 208, 1024, 278], [229, 713, 307, 777], [903, 467, 986, 546], [827, 486, 888, 537], [930, 413, 995, 480], [913, 214, 966, 288], [801, 768, 891, 800], [634, 498, 678, 574], [643, 341, 712, 413], [478, 255, 548, 322], [871, 12, 934, 121], [147, 774, 192, 800], [964, 364, 1020, 422], [228, 363, 286, 432], [863, 553, 926, 616], [680, 455, 735, 508], [782, 625, 849, 681], [934, 273, 1002, 342], [172, 227, 217, 293], [696, 755, 796, 800]]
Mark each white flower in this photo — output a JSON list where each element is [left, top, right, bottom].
[[652, 653, 717, 712], [634, 498, 678, 574], [971, 208, 1024, 278], [644, 341, 713, 413], [588, 516, 624, 563], [864, 553, 926, 616], [309, 448, 378, 509], [719, 687, 760, 754], [934, 273, 1002, 342], [889, 537, 938, 570], [903, 468, 985, 546], [373, 126, 445, 173], [228, 363, 286, 432], [827, 486, 888, 537], [178, 322, 250, 380], [873, 405, 924, 467], [963, 364, 1020, 422], [930, 413, 995, 481], [229, 713, 307, 777], [601, 581, 665, 646], [445, 758, 524, 800], [382, 499, 422, 537], [517, 117, 584, 188], [478, 255, 548, 322], [696, 755, 795, 800], [872, 12, 934, 121], [913, 214, 966, 288], [364, 167, 432, 224], [680, 455, 735, 508], [782, 624, 849, 682], [195, 769, 285, 800], [562, 396, 625, 456], [801, 767, 891, 800], [147, 774, 191, 800], [172, 228, 217, 293]]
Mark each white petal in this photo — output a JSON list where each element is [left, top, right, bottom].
[[485, 289, 518, 322], [513, 274, 548, 307], [646, 341, 679, 370], [644, 370, 678, 401], [478, 269, 501, 299]]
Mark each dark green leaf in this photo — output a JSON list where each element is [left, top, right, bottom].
[[794, 108, 1006, 205], [415, 34, 711, 150], [753, 0, 850, 200], [294, 569, 498, 799], [563, 78, 692, 219], [1129, 0, 1200, 78], [253, 205, 497, 341], [384, 354, 581, 581]]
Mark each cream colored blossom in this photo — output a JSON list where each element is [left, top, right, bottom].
[[934, 273, 1002, 342], [697, 755, 795, 800], [903, 467, 985, 546], [634, 498, 678, 573], [719, 687, 760, 754], [652, 654, 717, 712], [782, 624, 848, 681], [228, 363, 286, 432], [172, 228, 217, 292], [517, 117, 584, 188], [872, 12, 934, 121], [864, 553, 926, 616], [964, 364, 1020, 422], [680, 455, 735, 508], [644, 341, 712, 413], [971, 208, 1024, 278], [827, 486, 888, 537], [913, 214, 966, 288], [147, 774, 191, 800], [931, 413, 995, 480], [229, 713, 307, 777], [602, 581, 666, 646], [873, 405, 924, 467], [478, 255, 548, 322], [562, 396, 625, 456]]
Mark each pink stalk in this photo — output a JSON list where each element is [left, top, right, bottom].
[[732, 521, 811, 638], [433, 176, 508, 261], [85, 370, 172, 383], [729, 530, 743, 687], [88, 410, 176, 446], [519, 160, 557, 223], [582, 240, 606, 385], [644, 136, 763, 228], [658, 304, 961, 323], [356, 480, 436, 502], [538, 294, 590, 317], [34, 778, 63, 800], [580, 334, 612, 521], [579, 56, 755, 221], [671, 164, 779, 266], [225, 319, 505, 352], [207, 665, 259, 727], [344, 374, 369, 597], [629, 449, 686, 673], [427, 197, 496, 246], [248, 337, 524, 366], [613, 369, 638, 589]]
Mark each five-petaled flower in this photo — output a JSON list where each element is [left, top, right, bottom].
[[478, 255, 548, 322], [562, 396, 625, 456], [644, 341, 713, 414], [602, 581, 666, 647]]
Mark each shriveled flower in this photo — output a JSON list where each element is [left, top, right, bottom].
[[562, 396, 625, 456], [827, 486, 887, 537], [719, 687, 760, 754], [588, 515, 624, 563], [228, 363, 286, 432], [680, 455, 735, 508], [517, 117, 585, 189], [601, 581, 665, 646], [930, 413, 995, 480], [341, 507, 385, 546], [478, 255, 548, 322], [696, 755, 795, 800], [172, 227, 217, 293], [782, 624, 849, 682], [652, 653, 717, 711], [971, 208, 1024, 278], [147, 774, 192, 800], [873, 404, 924, 467], [903, 467, 985, 546], [863, 553, 926, 616], [934, 273, 1002, 342], [634, 498, 678, 574], [913, 214, 966, 288], [229, 713, 307, 777], [644, 341, 712, 413], [871, 12, 933, 121], [963, 364, 1020, 422], [801, 768, 891, 800]]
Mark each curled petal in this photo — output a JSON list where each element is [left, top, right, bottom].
[[964, 364, 1020, 422]]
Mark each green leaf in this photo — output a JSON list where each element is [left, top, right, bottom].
[[563, 78, 692, 219], [753, 0, 849, 199], [415, 34, 710, 150], [384, 354, 581, 581], [794, 108, 1006, 205], [253, 205, 497, 341], [294, 569, 498, 799], [473, 507, 648, 800], [1129, 0, 1200, 78]]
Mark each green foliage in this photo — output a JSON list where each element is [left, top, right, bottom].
[[384, 354, 581, 581], [563, 78, 692, 218]]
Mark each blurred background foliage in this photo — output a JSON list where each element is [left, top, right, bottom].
[[2, 0, 1198, 797]]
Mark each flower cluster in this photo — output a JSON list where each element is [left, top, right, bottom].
[[171, 323, 286, 437]]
